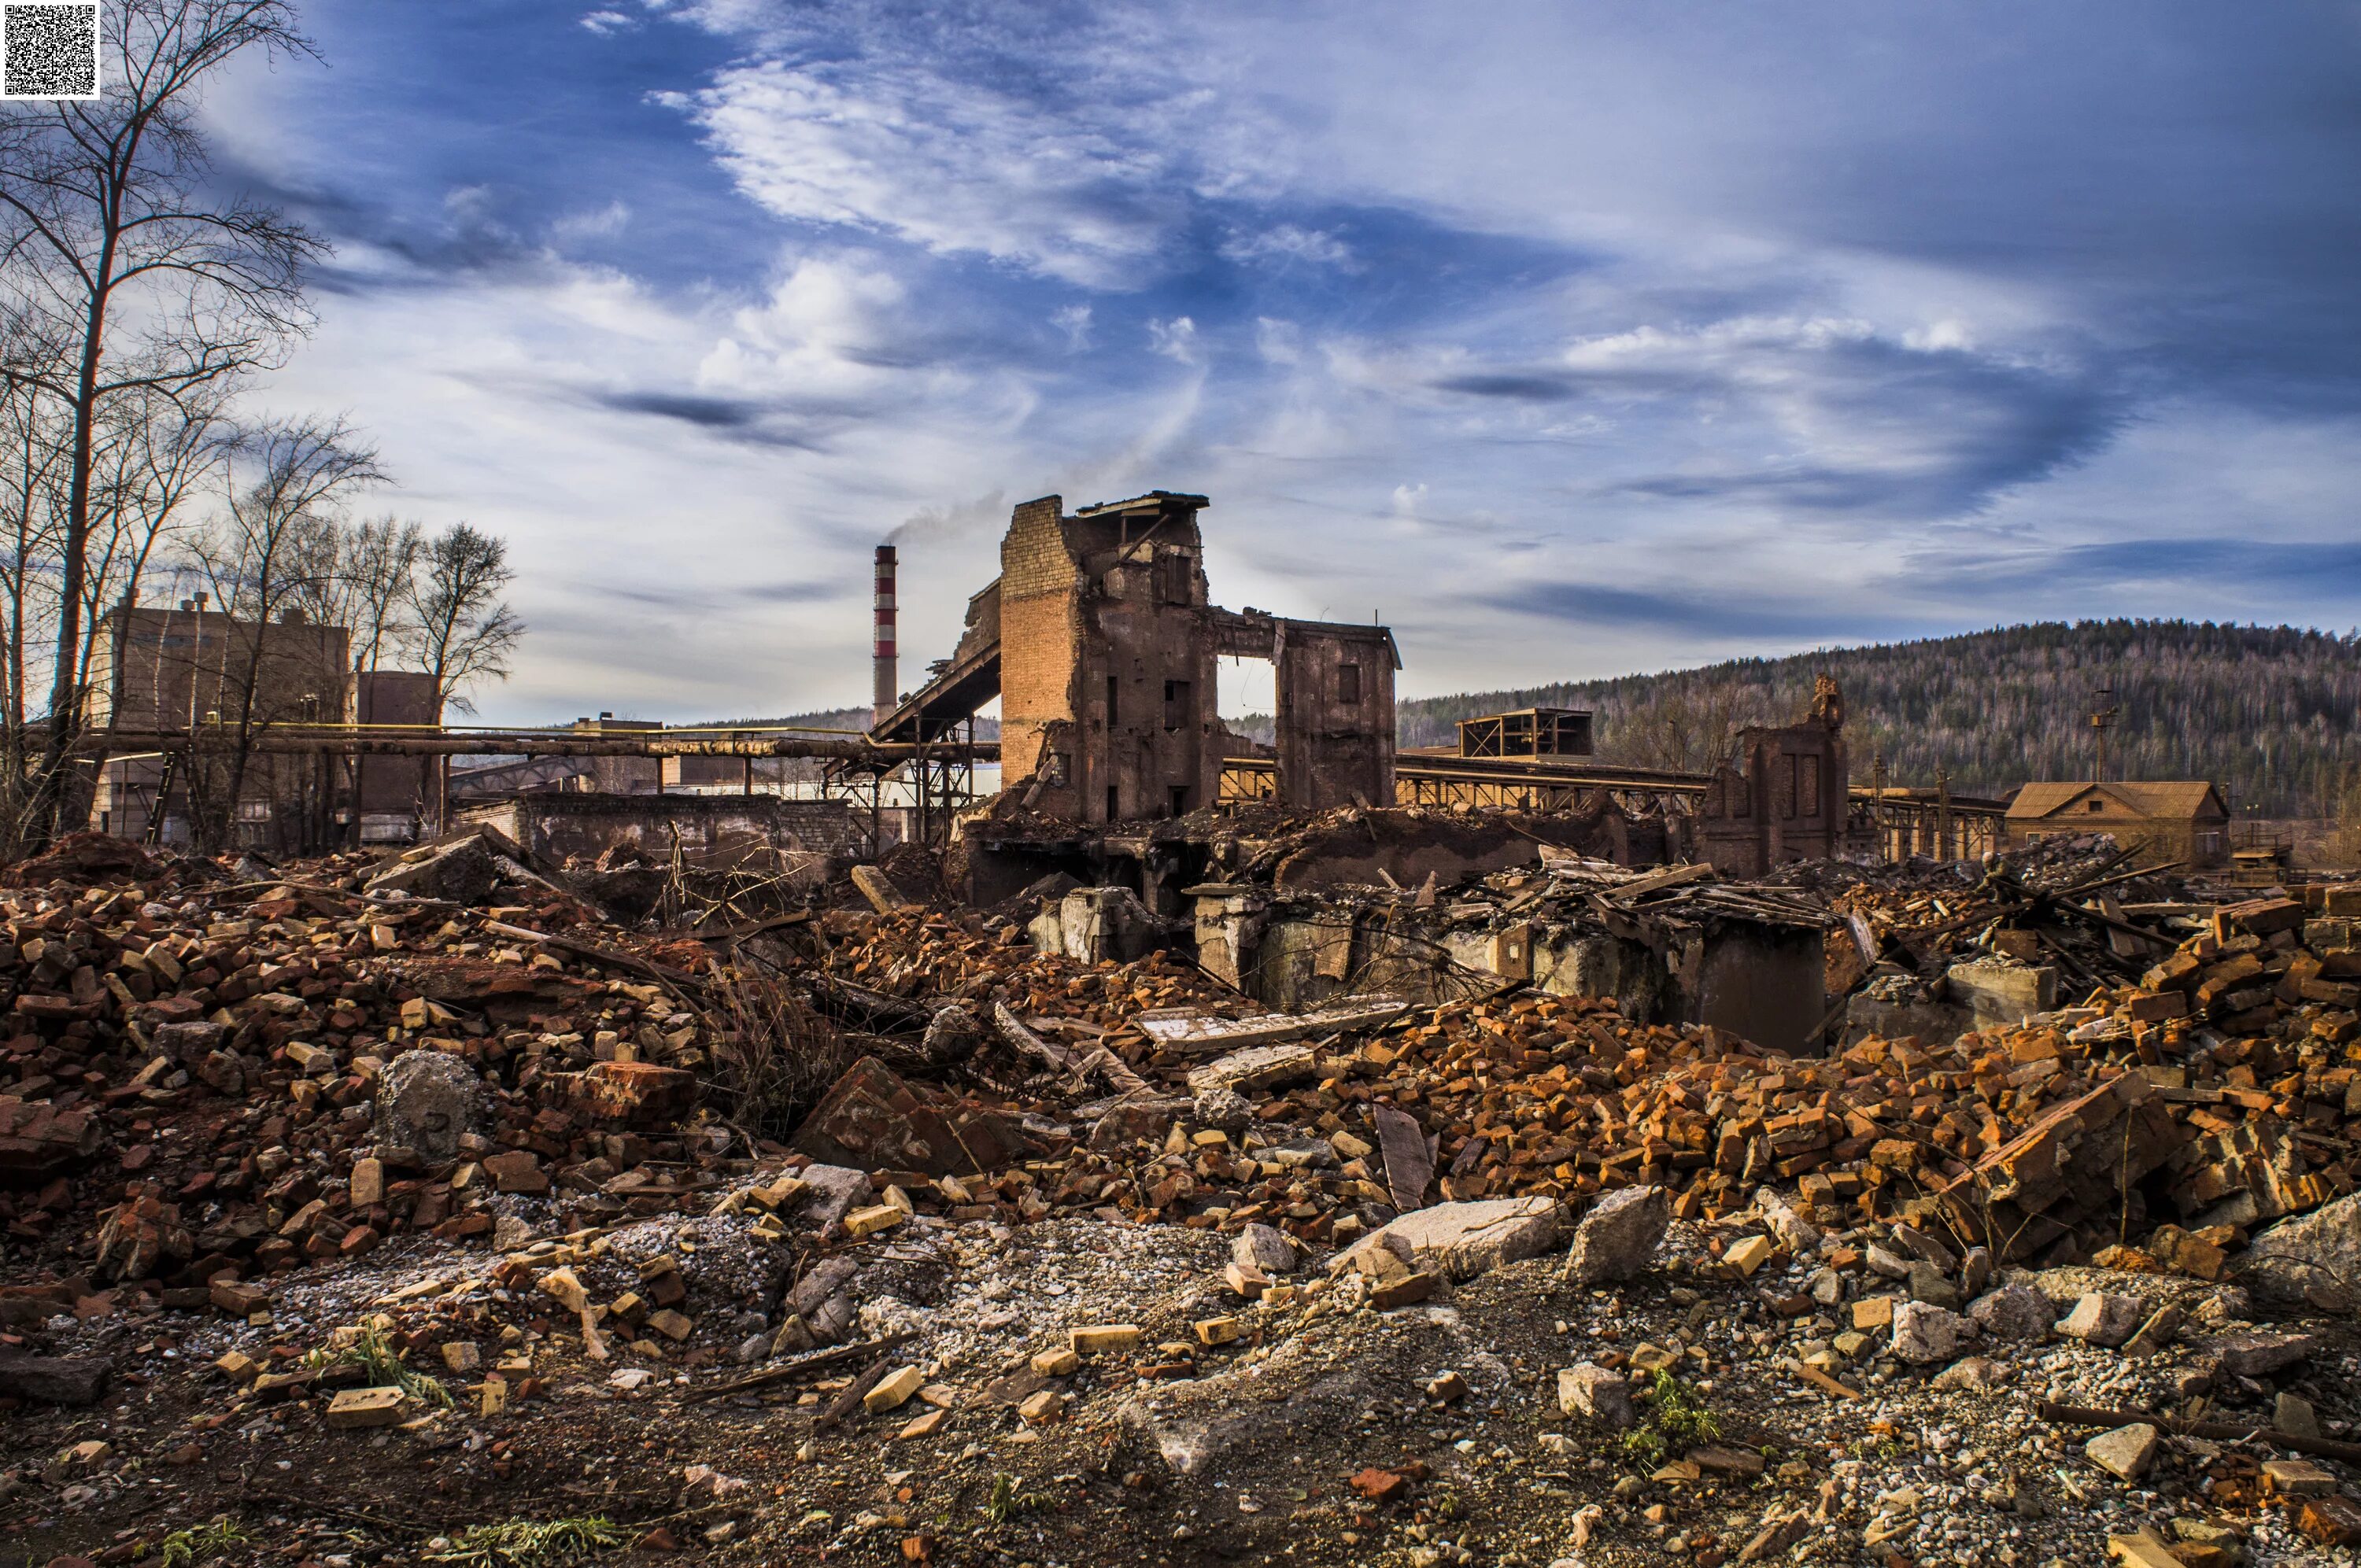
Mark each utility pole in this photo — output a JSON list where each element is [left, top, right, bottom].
[[2089, 687, 2121, 783]]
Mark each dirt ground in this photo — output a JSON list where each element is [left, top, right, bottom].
[[9, 1197, 2361, 1568]]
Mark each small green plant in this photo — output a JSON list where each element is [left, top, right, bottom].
[[154, 1518, 247, 1566], [307, 1324, 453, 1408], [426, 1516, 623, 1567], [983, 1473, 1052, 1524], [1618, 1368, 1724, 1470]]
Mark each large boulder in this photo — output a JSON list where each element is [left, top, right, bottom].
[[374, 1050, 490, 1164], [1565, 1186, 1670, 1285], [1336, 1197, 1561, 1282], [2245, 1194, 2361, 1310]]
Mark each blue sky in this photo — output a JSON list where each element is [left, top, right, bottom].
[[205, 1, 2361, 724]]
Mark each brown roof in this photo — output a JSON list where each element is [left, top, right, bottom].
[[2004, 780, 2228, 822]]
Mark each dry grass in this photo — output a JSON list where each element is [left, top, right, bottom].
[[705, 966, 852, 1141]]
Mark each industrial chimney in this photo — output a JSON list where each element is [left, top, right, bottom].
[[872, 544, 897, 725]]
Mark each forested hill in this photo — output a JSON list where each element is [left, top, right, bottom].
[[1398, 621, 2360, 815]]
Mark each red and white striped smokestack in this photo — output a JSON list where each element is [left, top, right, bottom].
[[872, 543, 897, 725]]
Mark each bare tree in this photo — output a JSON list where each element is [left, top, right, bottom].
[[174, 416, 379, 850], [0, 0, 325, 838], [329, 513, 423, 673], [409, 522, 521, 718]]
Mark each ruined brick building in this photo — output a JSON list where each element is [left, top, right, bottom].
[[878, 491, 1399, 821]]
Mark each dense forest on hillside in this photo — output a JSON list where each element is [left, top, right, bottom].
[[1393, 621, 2359, 815]]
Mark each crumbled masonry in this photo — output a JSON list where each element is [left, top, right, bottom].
[[1, 822, 2359, 1566]]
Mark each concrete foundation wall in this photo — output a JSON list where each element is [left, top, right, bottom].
[[464, 794, 858, 877]]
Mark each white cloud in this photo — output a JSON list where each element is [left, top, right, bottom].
[[695, 253, 912, 400], [1051, 304, 1092, 352], [550, 200, 633, 245], [687, 57, 1183, 289], [1221, 223, 1354, 270], [1254, 316, 1302, 365], [1147, 316, 1199, 365], [580, 10, 638, 36]]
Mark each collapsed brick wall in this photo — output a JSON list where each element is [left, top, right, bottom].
[[995, 495, 1081, 812]]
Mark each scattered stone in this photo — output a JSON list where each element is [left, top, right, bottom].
[[1888, 1301, 1973, 1364], [1231, 1223, 1298, 1275], [1556, 1364, 1633, 1430], [2058, 1291, 2147, 1348], [1968, 1284, 2054, 1341], [2086, 1422, 2159, 1481], [373, 1050, 489, 1164]]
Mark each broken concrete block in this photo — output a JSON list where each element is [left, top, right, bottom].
[[1185, 1043, 1317, 1098], [1565, 1186, 1668, 1285], [324, 1386, 408, 1429], [1556, 1364, 1633, 1430], [2211, 1331, 2319, 1379], [2265, 1458, 2337, 1496], [646, 1309, 693, 1343], [372, 1050, 488, 1164], [1194, 1317, 1242, 1346], [849, 865, 911, 914], [1946, 957, 2059, 1028], [2086, 1422, 2159, 1481], [1888, 1301, 1973, 1364], [1343, 1197, 1562, 1282], [1070, 1325, 1141, 1356], [0, 1352, 109, 1405], [440, 1342, 480, 1374], [349, 1157, 385, 1208], [1018, 1389, 1066, 1426], [367, 833, 500, 905]]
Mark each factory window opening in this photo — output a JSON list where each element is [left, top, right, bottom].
[[2089, 799, 2104, 812], [1155, 550, 1194, 605], [1337, 663, 1362, 705], [1169, 784, 1191, 817], [1106, 784, 1119, 821], [1106, 674, 1119, 729], [1163, 679, 1191, 730]]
